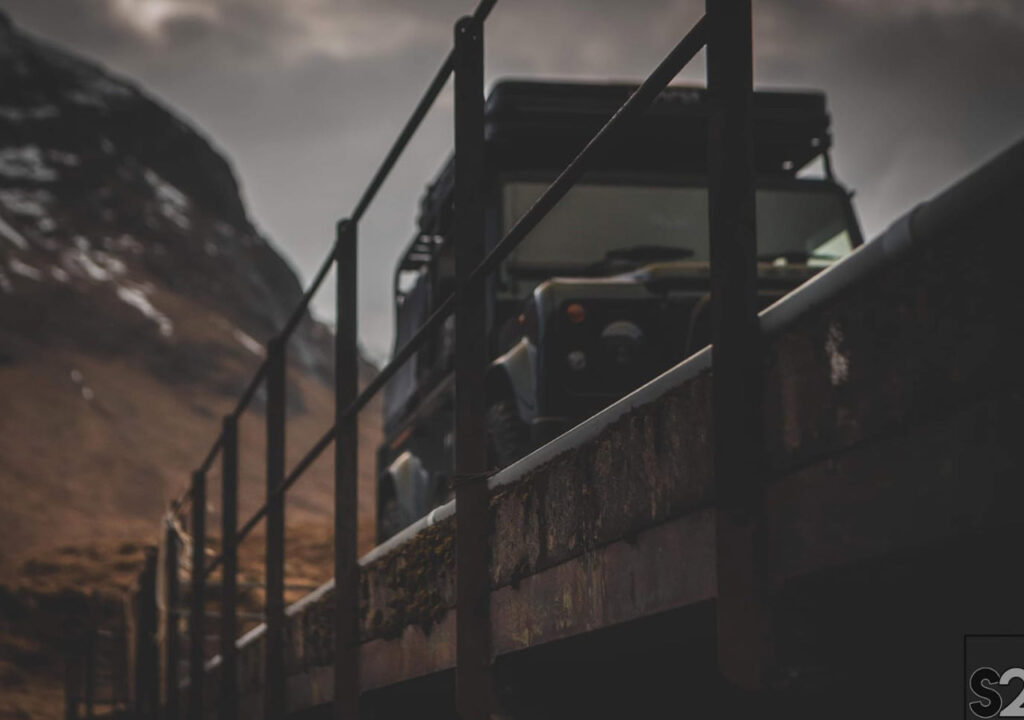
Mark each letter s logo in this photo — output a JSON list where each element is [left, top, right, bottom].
[[971, 667, 1003, 718]]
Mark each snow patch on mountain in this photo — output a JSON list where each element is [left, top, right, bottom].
[[0, 146, 57, 181], [8, 257, 41, 280], [0, 104, 59, 122], [116, 284, 173, 337], [48, 150, 80, 168], [143, 169, 190, 230], [0, 213, 28, 249], [0, 189, 53, 217], [65, 75, 133, 109], [61, 237, 127, 283]]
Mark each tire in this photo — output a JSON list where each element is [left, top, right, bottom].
[[485, 397, 530, 468]]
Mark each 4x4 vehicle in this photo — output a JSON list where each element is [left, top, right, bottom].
[[377, 80, 863, 541]]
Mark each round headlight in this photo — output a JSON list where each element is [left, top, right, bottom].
[[567, 349, 587, 371], [601, 320, 644, 366]]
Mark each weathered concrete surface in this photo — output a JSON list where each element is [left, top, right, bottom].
[[208, 155, 1024, 717], [491, 508, 717, 656]]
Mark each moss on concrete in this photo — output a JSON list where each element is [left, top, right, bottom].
[[362, 519, 455, 640]]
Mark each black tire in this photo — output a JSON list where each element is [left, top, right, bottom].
[[486, 397, 530, 468]]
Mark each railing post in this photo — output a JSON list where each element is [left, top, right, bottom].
[[453, 15, 493, 720], [705, 0, 771, 692], [116, 600, 130, 712], [189, 470, 206, 719], [84, 606, 96, 720], [265, 337, 287, 720], [65, 622, 80, 720], [137, 548, 159, 720], [333, 219, 360, 719], [165, 519, 180, 720], [219, 416, 239, 720]]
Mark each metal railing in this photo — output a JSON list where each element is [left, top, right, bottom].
[[63, 592, 134, 720], [128, 0, 766, 718]]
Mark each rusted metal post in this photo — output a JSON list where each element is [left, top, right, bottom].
[[453, 15, 493, 720], [165, 519, 180, 720], [705, 0, 771, 691], [137, 548, 159, 719], [84, 609, 96, 720], [116, 599, 129, 712], [189, 470, 206, 719], [334, 219, 360, 719], [65, 625, 80, 720], [219, 416, 239, 720], [265, 338, 287, 720]]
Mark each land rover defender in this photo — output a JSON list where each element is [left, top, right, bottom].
[[376, 80, 863, 541]]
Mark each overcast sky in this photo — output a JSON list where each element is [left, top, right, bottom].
[[2, 0, 1022, 361]]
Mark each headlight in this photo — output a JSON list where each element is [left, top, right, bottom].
[[567, 349, 587, 371], [601, 320, 644, 366]]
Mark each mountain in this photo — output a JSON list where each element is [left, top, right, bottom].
[[0, 8, 386, 716], [0, 2, 384, 616], [0, 9, 343, 372]]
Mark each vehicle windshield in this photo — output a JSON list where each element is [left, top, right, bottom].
[[499, 180, 854, 297]]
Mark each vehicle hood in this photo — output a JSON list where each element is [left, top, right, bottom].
[[546, 260, 823, 288]]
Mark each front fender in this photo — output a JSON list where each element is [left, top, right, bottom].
[[382, 450, 431, 526], [487, 337, 537, 423]]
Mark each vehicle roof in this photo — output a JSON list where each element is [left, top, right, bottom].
[[414, 79, 833, 238], [484, 79, 829, 169]]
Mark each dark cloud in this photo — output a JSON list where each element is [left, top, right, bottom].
[[756, 0, 1024, 234], [1, 0, 1021, 358]]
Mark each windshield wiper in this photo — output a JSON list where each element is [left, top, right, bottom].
[[586, 244, 695, 274]]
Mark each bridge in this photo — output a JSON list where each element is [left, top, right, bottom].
[[206, 139, 1024, 718], [62, 0, 1024, 718]]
